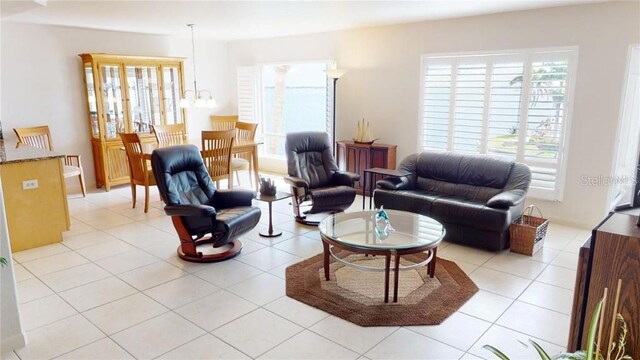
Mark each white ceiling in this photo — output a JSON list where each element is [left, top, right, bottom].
[[1, 0, 604, 41]]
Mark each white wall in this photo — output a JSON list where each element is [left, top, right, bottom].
[[0, 21, 231, 189], [227, 2, 640, 228]]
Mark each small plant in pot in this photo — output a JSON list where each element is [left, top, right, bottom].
[[484, 282, 632, 360], [259, 177, 277, 196]]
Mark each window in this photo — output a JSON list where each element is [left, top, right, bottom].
[[420, 48, 578, 200], [237, 62, 333, 158]]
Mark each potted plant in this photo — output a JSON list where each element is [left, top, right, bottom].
[[484, 284, 631, 360]]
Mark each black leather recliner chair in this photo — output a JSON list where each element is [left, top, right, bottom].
[[284, 132, 360, 225], [151, 145, 261, 262]]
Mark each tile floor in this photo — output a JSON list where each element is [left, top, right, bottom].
[[3, 179, 588, 360]]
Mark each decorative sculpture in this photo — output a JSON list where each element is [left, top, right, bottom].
[[374, 206, 395, 240], [353, 118, 378, 144], [259, 177, 277, 196]]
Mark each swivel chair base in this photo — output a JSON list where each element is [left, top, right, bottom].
[[172, 216, 243, 263], [177, 238, 243, 263], [294, 211, 341, 226]]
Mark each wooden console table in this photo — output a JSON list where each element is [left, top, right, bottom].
[[336, 141, 397, 196], [568, 212, 639, 354]]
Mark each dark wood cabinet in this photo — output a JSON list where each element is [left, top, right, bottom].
[[568, 212, 639, 355], [336, 141, 397, 196]]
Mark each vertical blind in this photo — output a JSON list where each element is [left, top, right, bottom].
[[421, 48, 577, 200]]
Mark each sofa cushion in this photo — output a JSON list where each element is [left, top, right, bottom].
[[430, 196, 511, 232], [373, 189, 441, 215], [416, 151, 514, 189], [415, 178, 501, 203]]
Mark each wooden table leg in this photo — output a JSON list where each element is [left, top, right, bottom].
[[251, 146, 260, 192], [259, 201, 282, 237], [384, 253, 391, 303], [369, 173, 374, 209], [429, 247, 437, 278], [393, 251, 400, 302], [323, 241, 331, 281], [362, 171, 366, 210]]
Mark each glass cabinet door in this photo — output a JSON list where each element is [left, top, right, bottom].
[[162, 66, 183, 125], [126, 66, 161, 133], [100, 65, 126, 139], [84, 64, 99, 138]]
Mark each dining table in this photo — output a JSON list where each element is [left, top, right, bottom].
[[139, 137, 263, 191]]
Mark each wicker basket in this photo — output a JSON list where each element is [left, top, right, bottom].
[[509, 205, 549, 256]]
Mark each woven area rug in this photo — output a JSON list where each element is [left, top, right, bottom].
[[285, 252, 478, 326]]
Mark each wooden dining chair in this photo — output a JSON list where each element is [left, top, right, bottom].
[[231, 121, 259, 187], [152, 124, 186, 146], [210, 115, 239, 131], [201, 130, 235, 189], [119, 132, 156, 213], [13, 125, 87, 197]]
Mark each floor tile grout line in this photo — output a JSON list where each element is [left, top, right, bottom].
[[403, 326, 475, 354], [151, 332, 254, 360], [50, 336, 135, 360]]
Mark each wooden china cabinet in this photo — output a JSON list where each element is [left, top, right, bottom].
[[79, 53, 187, 191]]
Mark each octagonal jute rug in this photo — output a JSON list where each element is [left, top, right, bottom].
[[285, 252, 478, 326]]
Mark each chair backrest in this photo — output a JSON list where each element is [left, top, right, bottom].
[[119, 133, 147, 183], [201, 130, 235, 181], [153, 124, 185, 146], [211, 115, 239, 131], [235, 121, 258, 143], [285, 131, 337, 189], [151, 144, 215, 206], [14, 125, 54, 151]]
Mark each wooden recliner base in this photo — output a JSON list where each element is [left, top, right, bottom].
[[172, 216, 243, 263]]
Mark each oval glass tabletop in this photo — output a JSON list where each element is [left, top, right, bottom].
[[318, 210, 445, 251]]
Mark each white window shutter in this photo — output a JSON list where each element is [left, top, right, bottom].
[[237, 66, 256, 123], [487, 62, 524, 159], [326, 77, 334, 144], [419, 48, 577, 201], [421, 63, 452, 150], [453, 63, 487, 153]]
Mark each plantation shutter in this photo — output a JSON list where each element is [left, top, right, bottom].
[[453, 62, 487, 153], [237, 66, 256, 123], [487, 61, 524, 159], [326, 77, 334, 144], [523, 57, 570, 196], [421, 62, 452, 150], [420, 48, 576, 201]]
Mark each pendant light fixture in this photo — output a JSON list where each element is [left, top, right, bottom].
[[179, 24, 217, 109]]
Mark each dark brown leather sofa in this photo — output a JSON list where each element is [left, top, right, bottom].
[[373, 151, 531, 251]]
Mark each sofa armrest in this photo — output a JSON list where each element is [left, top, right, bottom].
[[164, 204, 216, 217], [213, 189, 256, 208], [284, 176, 309, 189], [486, 189, 526, 209], [377, 176, 411, 191], [332, 171, 360, 187]]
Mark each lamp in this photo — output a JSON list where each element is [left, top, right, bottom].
[[324, 67, 345, 155], [180, 24, 217, 109]]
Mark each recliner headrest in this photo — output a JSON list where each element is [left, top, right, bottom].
[[285, 131, 331, 153], [151, 145, 215, 206]]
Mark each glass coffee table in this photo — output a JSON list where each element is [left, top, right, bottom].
[[318, 210, 445, 303]]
